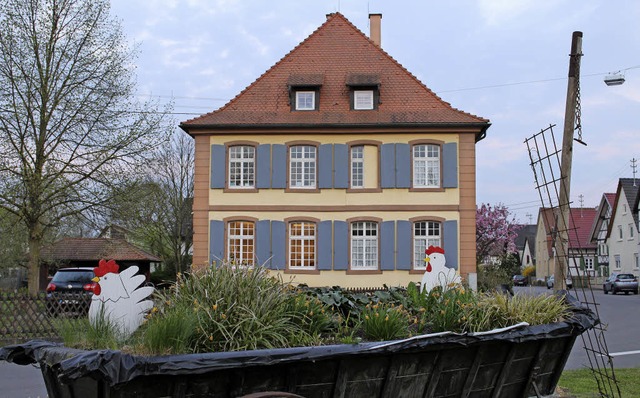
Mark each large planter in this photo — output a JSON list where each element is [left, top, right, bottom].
[[1, 296, 597, 398]]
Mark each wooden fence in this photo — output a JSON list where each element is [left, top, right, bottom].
[[0, 291, 91, 345]]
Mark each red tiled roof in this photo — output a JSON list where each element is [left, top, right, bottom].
[[41, 238, 161, 262], [604, 193, 616, 206], [181, 13, 489, 130], [539, 207, 597, 255]]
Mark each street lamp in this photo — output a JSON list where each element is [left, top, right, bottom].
[[604, 71, 625, 86]]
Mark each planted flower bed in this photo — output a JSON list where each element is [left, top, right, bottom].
[[0, 265, 597, 397]]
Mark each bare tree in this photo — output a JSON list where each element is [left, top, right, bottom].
[[0, 0, 171, 294], [109, 132, 194, 276]]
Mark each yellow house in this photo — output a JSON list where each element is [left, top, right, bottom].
[[180, 13, 490, 288]]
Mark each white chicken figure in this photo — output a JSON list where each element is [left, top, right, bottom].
[[88, 259, 154, 338], [420, 246, 462, 293]]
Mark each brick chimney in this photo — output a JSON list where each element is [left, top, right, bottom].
[[369, 13, 382, 46]]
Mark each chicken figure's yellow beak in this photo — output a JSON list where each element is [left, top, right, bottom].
[[91, 276, 100, 283], [424, 256, 430, 263]]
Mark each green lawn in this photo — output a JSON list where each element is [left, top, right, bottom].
[[558, 367, 639, 397]]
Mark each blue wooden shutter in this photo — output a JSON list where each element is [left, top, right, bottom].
[[333, 221, 348, 270], [270, 221, 285, 270], [318, 144, 333, 189], [395, 144, 411, 188], [443, 143, 458, 188], [317, 221, 332, 270], [443, 220, 459, 270], [380, 221, 395, 270], [209, 220, 224, 265], [334, 144, 348, 189], [256, 220, 271, 267], [256, 145, 271, 189], [396, 220, 412, 270], [380, 143, 395, 188], [271, 144, 287, 188], [210, 145, 225, 189]]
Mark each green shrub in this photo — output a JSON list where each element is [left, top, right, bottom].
[[139, 302, 197, 355]]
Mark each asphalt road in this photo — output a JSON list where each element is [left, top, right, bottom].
[[2, 285, 639, 397]]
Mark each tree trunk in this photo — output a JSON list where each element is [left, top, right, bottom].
[[27, 233, 43, 296]]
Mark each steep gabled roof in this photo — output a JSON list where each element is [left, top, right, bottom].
[[41, 238, 161, 262], [607, 178, 640, 239], [181, 13, 489, 134], [538, 207, 597, 256], [589, 192, 616, 243]]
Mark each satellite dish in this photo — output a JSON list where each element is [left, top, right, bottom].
[[604, 72, 625, 86]]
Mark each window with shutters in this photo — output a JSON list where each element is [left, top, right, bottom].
[[228, 145, 255, 188], [289, 145, 316, 189], [227, 221, 254, 265], [413, 144, 440, 188], [350, 221, 378, 270], [413, 221, 441, 270], [350, 146, 364, 188], [288, 221, 316, 269]]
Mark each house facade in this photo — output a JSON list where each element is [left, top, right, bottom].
[[589, 192, 616, 276], [606, 179, 640, 275], [180, 13, 490, 288], [535, 207, 597, 280], [514, 224, 536, 270]]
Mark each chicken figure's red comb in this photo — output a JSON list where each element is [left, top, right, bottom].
[[425, 246, 445, 255], [94, 259, 119, 277]]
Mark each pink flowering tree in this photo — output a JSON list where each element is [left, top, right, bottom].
[[476, 203, 521, 265]]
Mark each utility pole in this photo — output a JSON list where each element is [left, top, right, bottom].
[[555, 31, 583, 292]]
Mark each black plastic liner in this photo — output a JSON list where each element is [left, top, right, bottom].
[[1, 294, 597, 398]]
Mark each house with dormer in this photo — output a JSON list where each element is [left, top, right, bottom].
[[180, 13, 490, 288], [606, 179, 640, 275]]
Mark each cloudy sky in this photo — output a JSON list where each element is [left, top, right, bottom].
[[110, 0, 640, 223]]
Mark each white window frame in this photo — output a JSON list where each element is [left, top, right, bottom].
[[413, 221, 441, 270], [629, 223, 635, 240], [413, 144, 440, 188], [615, 254, 621, 269], [354, 90, 374, 110], [350, 145, 364, 188], [295, 91, 315, 110], [289, 145, 316, 189], [228, 146, 255, 188], [618, 225, 623, 241], [227, 221, 254, 265], [288, 221, 316, 269], [351, 221, 378, 270]]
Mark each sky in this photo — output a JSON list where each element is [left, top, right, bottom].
[[109, 0, 640, 224]]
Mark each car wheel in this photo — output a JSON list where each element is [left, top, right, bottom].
[[612, 288, 617, 295], [635, 289, 639, 295], [604, 286, 608, 294]]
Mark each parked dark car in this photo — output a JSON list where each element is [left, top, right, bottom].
[[46, 267, 96, 316], [546, 275, 573, 290], [512, 275, 528, 286], [603, 273, 639, 295]]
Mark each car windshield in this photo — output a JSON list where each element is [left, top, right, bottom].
[[52, 270, 94, 283], [617, 274, 634, 280]]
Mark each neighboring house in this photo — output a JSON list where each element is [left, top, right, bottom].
[[514, 225, 536, 270], [41, 238, 162, 283], [535, 207, 597, 280], [179, 13, 490, 288], [588, 192, 616, 276], [606, 179, 640, 275]]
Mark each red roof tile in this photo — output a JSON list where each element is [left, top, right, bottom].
[[41, 238, 161, 262], [181, 13, 489, 130]]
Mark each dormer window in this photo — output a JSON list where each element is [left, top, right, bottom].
[[354, 90, 374, 110], [346, 74, 380, 111], [288, 74, 323, 112], [295, 91, 316, 110]]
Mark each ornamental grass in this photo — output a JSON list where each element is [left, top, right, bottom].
[[57, 263, 573, 355]]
